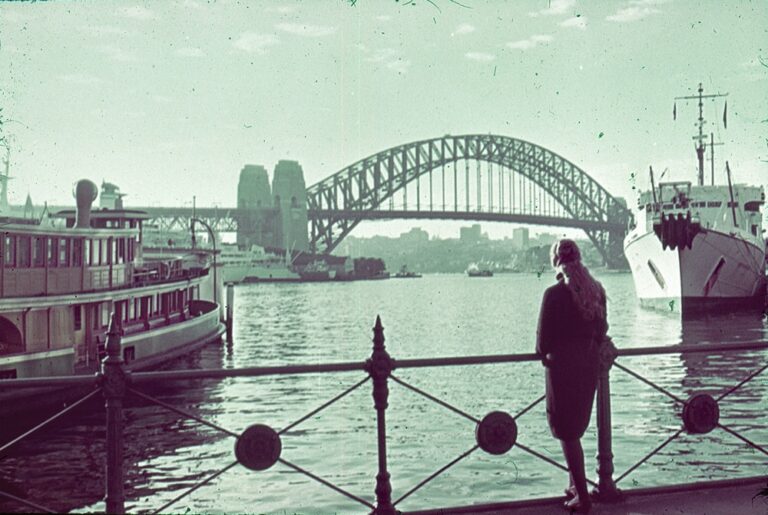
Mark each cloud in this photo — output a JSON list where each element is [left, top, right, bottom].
[[96, 45, 137, 62], [606, 5, 661, 22], [116, 6, 156, 20], [386, 59, 411, 74], [451, 23, 476, 36], [59, 73, 104, 85], [275, 23, 336, 37], [465, 52, 495, 62], [363, 48, 397, 63], [266, 6, 297, 14], [507, 34, 553, 50], [529, 0, 576, 17], [79, 25, 130, 37], [175, 47, 205, 58], [559, 16, 587, 30], [232, 32, 279, 54]]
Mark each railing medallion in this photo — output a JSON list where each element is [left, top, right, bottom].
[[235, 424, 282, 471], [476, 411, 517, 455], [682, 393, 719, 434]]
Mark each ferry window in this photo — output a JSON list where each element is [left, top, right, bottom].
[[101, 303, 110, 328], [4, 235, 15, 268], [100, 239, 108, 265], [753, 225, 758, 236], [85, 239, 92, 266], [744, 201, 761, 212], [73, 239, 83, 267], [662, 203, 673, 209], [17, 236, 30, 268], [117, 238, 125, 264], [707, 201, 722, 207], [32, 237, 46, 268], [49, 237, 58, 267], [727, 201, 739, 208], [74, 305, 82, 331], [59, 239, 70, 267], [113, 239, 118, 264]]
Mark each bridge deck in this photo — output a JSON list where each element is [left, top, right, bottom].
[[407, 477, 767, 514]]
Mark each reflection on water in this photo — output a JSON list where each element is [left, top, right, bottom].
[[0, 273, 766, 513]]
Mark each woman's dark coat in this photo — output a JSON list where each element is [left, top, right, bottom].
[[536, 278, 607, 440]]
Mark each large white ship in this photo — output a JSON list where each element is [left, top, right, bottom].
[[624, 84, 766, 314], [220, 244, 300, 283]]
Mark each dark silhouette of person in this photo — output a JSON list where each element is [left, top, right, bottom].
[[536, 239, 607, 513]]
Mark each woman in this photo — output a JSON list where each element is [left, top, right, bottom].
[[536, 239, 607, 513]]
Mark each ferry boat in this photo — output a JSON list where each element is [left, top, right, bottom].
[[0, 180, 225, 390], [624, 84, 766, 314], [220, 244, 300, 283]]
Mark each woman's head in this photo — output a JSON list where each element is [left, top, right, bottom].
[[551, 238, 581, 268], [550, 239, 606, 321]]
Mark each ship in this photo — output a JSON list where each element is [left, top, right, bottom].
[[467, 262, 493, 277], [624, 84, 766, 314], [0, 180, 225, 407], [220, 244, 301, 283], [394, 265, 422, 279]]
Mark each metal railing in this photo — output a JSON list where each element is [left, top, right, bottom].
[[1, 314, 767, 513]]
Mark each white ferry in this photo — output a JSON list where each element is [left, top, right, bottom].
[[220, 244, 300, 283], [0, 180, 225, 387], [624, 85, 766, 314]]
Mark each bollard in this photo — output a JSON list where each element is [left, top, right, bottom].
[[366, 316, 396, 515], [593, 339, 621, 501], [226, 282, 234, 344], [101, 312, 127, 514]]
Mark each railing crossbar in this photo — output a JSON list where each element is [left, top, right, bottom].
[[0, 388, 101, 456], [614, 362, 685, 404], [0, 489, 57, 513], [391, 375, 480, 424], [151, 461, 239, 515], [717, 424, 768, 458], [716, 363, 768, 402], [280, 376, 370, 435], [278, 458, 375, 509], [130, 361, 366, 383], [615, 428, 684, 484], [514, 394, 546, 420], [393, 445, 479, 506], [514, 442, 599, 486], [128, 388, 239, 438]]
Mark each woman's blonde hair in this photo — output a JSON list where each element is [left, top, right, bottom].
[[551, 239, 606, 321]]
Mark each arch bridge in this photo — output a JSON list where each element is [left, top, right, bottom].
[[306, 134, 633, 268]]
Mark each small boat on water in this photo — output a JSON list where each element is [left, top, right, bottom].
[[0, 180, 225, 409], [298, 259, 336, 281], [467, 262, 493, 277], [394, 265, 422, 279], [624, 84, 766, 314]]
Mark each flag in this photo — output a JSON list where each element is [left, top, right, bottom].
[[723, 101, 727, 129], [673, 101, 676, 120]]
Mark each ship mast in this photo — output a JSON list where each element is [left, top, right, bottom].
[[673, 83, 728, 186]]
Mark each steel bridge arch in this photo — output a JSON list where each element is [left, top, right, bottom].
[[306, 134, 633, 268]]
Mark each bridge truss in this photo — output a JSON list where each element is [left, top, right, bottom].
[[306, 134, 633, 268]]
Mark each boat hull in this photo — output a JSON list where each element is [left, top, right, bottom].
[[625, 229, 766, 314]]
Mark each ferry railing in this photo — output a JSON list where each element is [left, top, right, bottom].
[[0, 315, 767, 514]]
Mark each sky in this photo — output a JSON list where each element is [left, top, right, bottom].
[[0, 0, 766, 239]]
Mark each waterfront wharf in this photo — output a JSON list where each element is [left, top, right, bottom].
[[0, 315, 766, 514]]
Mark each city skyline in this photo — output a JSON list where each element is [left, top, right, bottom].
[[1, 0, 766, 239]]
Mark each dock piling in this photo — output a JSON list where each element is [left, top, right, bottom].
[[101, 313, 127, 514], [225, 283, 234, 344], [593, 341, 621, 501]]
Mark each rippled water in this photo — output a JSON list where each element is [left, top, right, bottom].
[[1, 272, 767, 514]]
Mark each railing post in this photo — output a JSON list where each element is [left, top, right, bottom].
[[225, 282, 234, 344], [101, 313, 127, 514], [366, 315, 396, 515], [593, 339, 621, 501]]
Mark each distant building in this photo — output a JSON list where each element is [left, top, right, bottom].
[[512, 227, 529, 250], [460, 224, 483, 243], [400, 227, 429, 245]]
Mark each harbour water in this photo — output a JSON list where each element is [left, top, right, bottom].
[[1, 272, 766, 513]]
